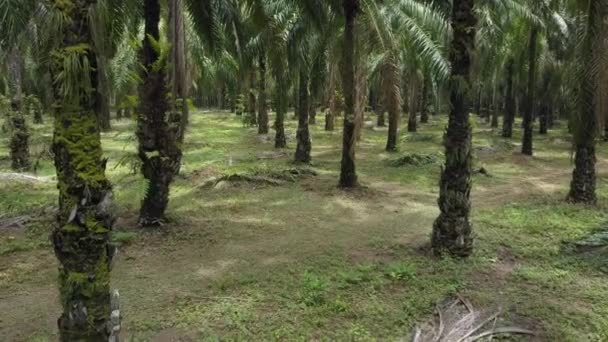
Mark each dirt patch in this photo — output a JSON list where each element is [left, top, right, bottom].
[[189, 165, 222, 183]]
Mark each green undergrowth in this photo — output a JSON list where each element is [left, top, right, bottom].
[[0, 111, 607, 341]]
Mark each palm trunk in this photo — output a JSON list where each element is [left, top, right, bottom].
[[245, 69, 257, 126], [49, 0, 118, 340], [538, 105, 548, 134], [9, 114, 30, 171], [138, 0, 182, 226], [339, 0, 359, 188], [538, 70, 551, 135], [420, 75, 429, 124], [522, 27, 538, 156], [325, 65, 337, 131], [274, 75, 288, 148], [475, 82, 482, 116], [502, 58, 515, 138], [295, 69, 311, 163], [568, 0, 604, 204], [354, 65, 367, 142], [96, 55, 111, 131], [407, 78, 418, 132], [169, 0, 189, 143], [490, 78, 499, 128], [8, 48, 30, 170], [258, 56, 269, 134], [309, 101, 317, 125], [384, 56, 401, 152], [432, 0, 476, 258], [377, 107, 386, 127]]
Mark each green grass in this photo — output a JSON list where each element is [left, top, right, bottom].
[[0, 110, 607, 341]]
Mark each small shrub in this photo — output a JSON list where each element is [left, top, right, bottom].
[[384, 262, 415, 281], [111, 231, 138, 245], [300, 271, 328, 306]]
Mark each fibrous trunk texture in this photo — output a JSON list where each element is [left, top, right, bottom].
[[8, 48, 30, 170], [383, 56, 401, 152], [432, 0, 476, 258], [49, 0, 118, 340], [9, 114, 30, 171], [137, 0, 182, 226], [258, 57, 269, 134], [522, 27, 538, 156], [295, 69, 311, 163], [169, 0, 189, 143], [339, 0, 359, 188], [568, 0, 604, 204]]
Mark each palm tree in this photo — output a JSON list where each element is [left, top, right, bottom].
[[295, 68, 312, 163], [258, 55, 269, 134], [431, 0, 477, 257], [339, 0, 360, 188], [46, 0, 117, 339], [567, 0, 607, 204], [137, 0, 183, 226], [521, 25, 538, 155], [502, 57, 516, 137]]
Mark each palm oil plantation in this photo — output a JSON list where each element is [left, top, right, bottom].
[[0, 0, 607, 341]]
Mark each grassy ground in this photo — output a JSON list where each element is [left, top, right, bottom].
[[0, 110, 607, 341]]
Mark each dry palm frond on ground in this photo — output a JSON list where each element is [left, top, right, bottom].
[[411, 296, 534, 342]]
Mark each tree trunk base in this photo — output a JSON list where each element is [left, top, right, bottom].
[[10, 115, 30, 171], [567, 145, 596, 204], [325, 113, 335, 131]]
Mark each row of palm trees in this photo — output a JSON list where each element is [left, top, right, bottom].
[[0, 0, 606, 339]]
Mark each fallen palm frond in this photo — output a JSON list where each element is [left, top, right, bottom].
[[0, 172, 52, 183], [0, 205, 56, 230], [200, 167, 318, 189], [388, 153, 440, 167], [411, 296, 534, 342]]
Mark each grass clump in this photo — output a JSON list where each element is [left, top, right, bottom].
[[300, 271, 329, 307], [388, 153, 440, 167]]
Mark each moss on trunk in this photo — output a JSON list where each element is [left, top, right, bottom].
[[137, 0, 182, 226], [9, 113, 30, 171], [49, 1, 117, 338]]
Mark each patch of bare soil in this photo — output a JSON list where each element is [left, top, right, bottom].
[[299, 176, 389, 200], [188, 165, 222, 183]]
